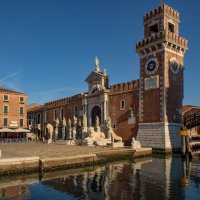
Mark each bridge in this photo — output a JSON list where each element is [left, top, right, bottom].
[[183, 110, 200, 129], [183, 110, 200, 158]]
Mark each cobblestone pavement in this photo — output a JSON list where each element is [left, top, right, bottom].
[[0, 142, 116, 159]]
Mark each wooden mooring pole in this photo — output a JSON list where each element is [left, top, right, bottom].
[[180, 126, 192, 159]]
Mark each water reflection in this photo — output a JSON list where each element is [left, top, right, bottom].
[[0, 157, 200, 200]]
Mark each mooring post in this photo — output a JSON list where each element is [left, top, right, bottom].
[[182, 136, 186, 157], [180, 126, 187, 157]]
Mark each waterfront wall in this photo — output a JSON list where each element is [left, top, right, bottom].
[[0, 148, 152, 176]]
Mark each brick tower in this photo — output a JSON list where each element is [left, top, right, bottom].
[[136, 4, 188, 151]]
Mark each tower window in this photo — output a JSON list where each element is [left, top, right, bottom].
[[120, 100, 126, 110], [168, 23, 174, 33], [150, 23, 158, 34]]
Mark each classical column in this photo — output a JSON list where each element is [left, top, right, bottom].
[[88, 104, 92, 127], [103, 100, 108, 123]]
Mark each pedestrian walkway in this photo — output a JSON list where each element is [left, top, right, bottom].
[[0, 142, 118, 159]]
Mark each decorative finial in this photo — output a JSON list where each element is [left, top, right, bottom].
[[95, 56, 100, 72], [160, 0, 164, 6]]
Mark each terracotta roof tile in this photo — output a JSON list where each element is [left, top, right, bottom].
[[27, 105, 44, 112], [0, 87, 25, 94], [182, 105, 200, 113]]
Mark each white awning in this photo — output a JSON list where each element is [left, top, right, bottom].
[[14, 128, 31, 133], [0, 128, 15, 133]]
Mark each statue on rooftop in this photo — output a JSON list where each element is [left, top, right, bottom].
[[95, 56, 101, 72]]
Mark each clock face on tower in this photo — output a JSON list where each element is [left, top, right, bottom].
[[170, 58, 179, 74], [145, 58, 159, 75]]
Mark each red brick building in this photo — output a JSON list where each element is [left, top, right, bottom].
[[28, 4, 188, 150]]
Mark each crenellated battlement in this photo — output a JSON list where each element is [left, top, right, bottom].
[[136, 30, 188, 53], [109, 80, 139, 94], [144, 4, 179, 22], [44, 94, 82, 108]]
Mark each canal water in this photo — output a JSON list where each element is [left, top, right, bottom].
[[0, 157, 200, 200]]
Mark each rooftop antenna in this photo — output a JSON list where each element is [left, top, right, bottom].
[[160, 0, 164, 6]]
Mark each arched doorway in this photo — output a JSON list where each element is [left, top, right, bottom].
[[91, 106, 101, 126]]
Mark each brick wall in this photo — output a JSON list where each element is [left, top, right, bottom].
[[109, 80, 139, 145]]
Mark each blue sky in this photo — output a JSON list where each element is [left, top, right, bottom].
[[0, 0, 199, 106]]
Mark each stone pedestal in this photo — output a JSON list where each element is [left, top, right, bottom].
[[131, 138, 141, 150], [66, 140, 76, 146], [137, 122, 181, 151], [68, 128, 72, 140], [47, 139, 53, 144], [107, 129, 112, 140], [96, 127, 100, 133], [82, 129, 88, 140], [111, 142, 124, 148], [72, 127, 77, 140], [54, 128, 58, 141]]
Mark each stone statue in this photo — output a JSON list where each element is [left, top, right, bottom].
[[72, 116, 77, 140], [82, 113, 88, 140], [106, 117, 124, 148], [131, 137, 141, 150], [85, 127, 106, 146], [68, 119, 72, 128], [68, 119, 72, 139], [73, 116, 77, 126], [96, 116, 100, 132], [95, 56, 100, 72], [96, 116, 100, 127], [63, 117, 67, 127], [107, 117, 112, 129], [46, 123, 54, 143], [78, 119, 82, 127], [83, 113, 87, 129], [55, 118, 59, 128], [62, 117, 67, 140], [107, 117, 112, 139], [54, 118, 59, 140], [111, 131, 122, 143]]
